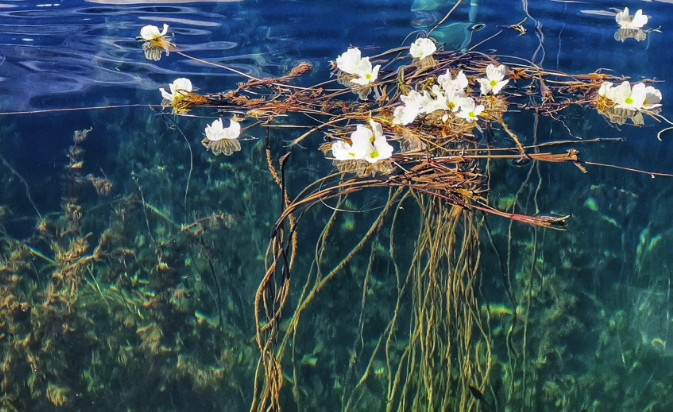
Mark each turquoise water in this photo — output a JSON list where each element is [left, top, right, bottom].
[[1, 0, 673, 410]]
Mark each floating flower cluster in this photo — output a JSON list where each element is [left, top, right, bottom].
[[597, 80, 662, 125], [598, 81, 661, 110], [141, 19, 664, 179], [392, 64, 508, 126], [139, 24, 173, 61], [330, 120, 393, 164]]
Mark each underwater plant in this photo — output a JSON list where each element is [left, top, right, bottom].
[[125, 8, 673, 411]]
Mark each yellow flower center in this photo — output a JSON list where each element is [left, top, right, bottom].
[[490, 80, 499, 88], [371, 151, 380, 159], [625, 97, 634, 106]]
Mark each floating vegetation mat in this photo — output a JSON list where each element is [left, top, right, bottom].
[[1, 4, 673, 411]]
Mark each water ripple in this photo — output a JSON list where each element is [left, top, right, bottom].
[[3, 0, 667, 112]]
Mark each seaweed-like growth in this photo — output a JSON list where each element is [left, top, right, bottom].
[[0, 124, 250, 410]]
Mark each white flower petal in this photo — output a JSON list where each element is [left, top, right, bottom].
[[369, 120, 384, 139], [454, 70, 468, 91], [491, 79, 509, 95], [598, 82, 613, 97], [457, 98, 482, 123], [410, 37, 436, 59], [205, 118, 224, 141], [477, 78, 492, 96], [457, 97, 476, 116], [446, 89, 464, 112], [616, 7, 648, 29], [632, 10, 648, 29], [615, 7, 631, 27], [140, 25, 160, 41], [369, 64, 381, 83], [160, 87, 172, 101], [331, 141, 353, 160], [486, 64, 507, 82], [393, 105, 418, 125], [171, 78, 192, 95], [350, 125, 374, 157], [367, 138, 393, 163], [643, 85, 663, 108], [205, 118, 241, 141], [438, 69, 468, 94], [629, 83, 647, 109], [336, 48, 363, 75], [611, 81, 632, 104], [161, 78, 193, 104]]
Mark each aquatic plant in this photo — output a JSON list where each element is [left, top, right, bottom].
[[126, 12, 673, 412], [125, 9, 673, 410]]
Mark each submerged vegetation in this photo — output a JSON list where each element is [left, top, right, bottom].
[[1, 3, 673, 411]]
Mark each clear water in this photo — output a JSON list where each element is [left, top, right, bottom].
[[1, 0, 672, 410]]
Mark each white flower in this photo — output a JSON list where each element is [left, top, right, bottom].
[[331, 121, 393, 163], [611, 81, 646, 110], [599, 81, 662, 110], [366, 120, 394, 163], [334, 124, 374, 160], [336, 48, 363, 74], [335, 47, 380, 86], [456, 97, 484, 122], [643, 85, 662, 109], [421, 85, 449, 114], [202, 118, 242, 156], [140, 24, 169, 41], [351, 62, 380, 86], [437, 70, 468, 95], [446, 89, 465, 112], [160, 78, 192, 104], [598, 81, 615, 100], [205, 118, 241, 141], [478, 64, 509, 95], [393, 90, 431, 125], [331, 141, 357, 161], [393, 105, 418, 126], [616, 7, 648, 29], [409, 38, 436, 60], [438, 70, 469, 112]]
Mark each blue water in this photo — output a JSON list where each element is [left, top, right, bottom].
[[1, 0, 673, 410]]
